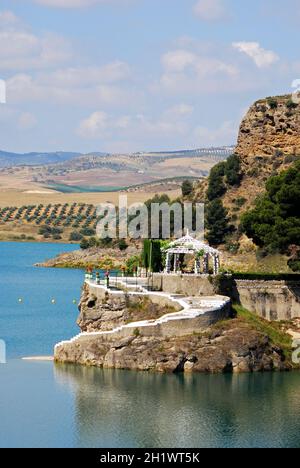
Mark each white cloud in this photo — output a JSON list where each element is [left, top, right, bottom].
[[193, 0, 227, 21], [0, 11, 72, 71], [18, 112, 37, 129], [38, 62, 131, 87], [162, 50, 198, 72], [232, 42, 279, 68], [6, 60, 135, 107], [0, 10, 21, 28], [159, 47, 238, 95], [78, 111, 109, 138], [194, 121, 237, 146], [78, 104, 194, 140], [162, 49, 237, 76]]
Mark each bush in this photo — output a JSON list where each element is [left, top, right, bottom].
[[181, 180, 194, 197], [267, 98, 278, 109], [80, 228, 96, 237], [80, 238, 90, 250], [286, 99, 298, 110], [207, 162, 226, 201], [225, 154, 242, 186], [118, 239, 128, 251], [235, 197, 247, 208], [69, 231, 83, 242], [126, 255, 141, 274]]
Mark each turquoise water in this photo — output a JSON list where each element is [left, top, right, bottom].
[[0, 243, 300, 448]]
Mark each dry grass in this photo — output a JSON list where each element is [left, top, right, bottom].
[[0, 189, 180, 208]]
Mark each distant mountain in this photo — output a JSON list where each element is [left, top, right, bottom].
[[0, 150, 83, 168], [0, 147, 234, 168]]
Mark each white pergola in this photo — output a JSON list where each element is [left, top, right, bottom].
[[163, 231, 220, 276]]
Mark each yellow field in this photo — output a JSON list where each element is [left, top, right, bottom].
[[0, 189, 180, 208]]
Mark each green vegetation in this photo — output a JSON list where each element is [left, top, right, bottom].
[[38, 225, 63, 240], [234, 197, 247, 208], [207, 154, 242, 202], [267, 98, 278, 109], [181, 179, 194, 197], [224, 154, 242, 187], [206, 199, 231, 246], [207, 162, 226, 201], [142, 239, 163, 272], [241, 160, 300, 269], [126, 255, 141, 274], [69, 231, 83, 242], [286, 99, 298, 110], [233, 304, 293, 360], [0, 203, 99, 231]]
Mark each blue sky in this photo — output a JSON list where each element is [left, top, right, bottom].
[[0, 0, 299, 153]]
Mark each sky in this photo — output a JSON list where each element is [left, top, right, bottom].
[[0, 0, 300, 153]]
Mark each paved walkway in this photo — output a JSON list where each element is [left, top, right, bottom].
[[55, 278, 230, 351]]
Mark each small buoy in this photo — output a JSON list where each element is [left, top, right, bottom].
[[51, 299, 56, 304], [18, 298, 23, 303], [72, 299, 77, 304]]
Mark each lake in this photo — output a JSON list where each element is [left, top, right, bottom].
[[0, 242, 300, 448]]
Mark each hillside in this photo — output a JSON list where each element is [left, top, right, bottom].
[[0, 150, 82, 168], [0, 147, 233, 193], [195, 94, 300, 208], [192, 94, 300, 273]]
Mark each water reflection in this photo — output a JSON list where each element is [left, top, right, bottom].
[[54, 364, 300, 448]]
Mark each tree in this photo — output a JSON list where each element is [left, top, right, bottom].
[[80, 238, 90, 250], [206, 199, 230, 246], [142, 239, 163, 272], [241, 160, 300, 254], [69, 231, 83, 242], [225, 154, 242, 186], [181, 180, 193, 197], [207, 162, 226, 201]]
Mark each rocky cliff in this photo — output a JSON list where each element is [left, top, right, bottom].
[[236, 95, 300, 162], [55, 282, 291, 373]]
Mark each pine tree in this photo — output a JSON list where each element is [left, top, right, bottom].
[[206, 199, 230, 246]]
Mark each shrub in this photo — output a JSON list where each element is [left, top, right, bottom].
[[267, 98, 278, 109], [80, 238, 90, 250], [286, 99, 298, 110], [207, 162, 226, 201], [181, 180, 194, 197], [225, 154, 242, 187], [69, 231, 83, 242], [118, 239, 128, 251]]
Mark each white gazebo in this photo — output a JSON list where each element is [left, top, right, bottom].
[[163, 231, 220, 276]]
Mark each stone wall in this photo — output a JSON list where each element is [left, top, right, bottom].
[[151, 274, 216, 296], [151, 274, 300, 321], [233, 280, 300, 321]]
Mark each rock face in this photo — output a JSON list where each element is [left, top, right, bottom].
[[77, 283, 180, 333], [36, 245, 140, 269], [55, 282, 291, 374], [236, 95, 300, 163], [55, 319, 289, 373]]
